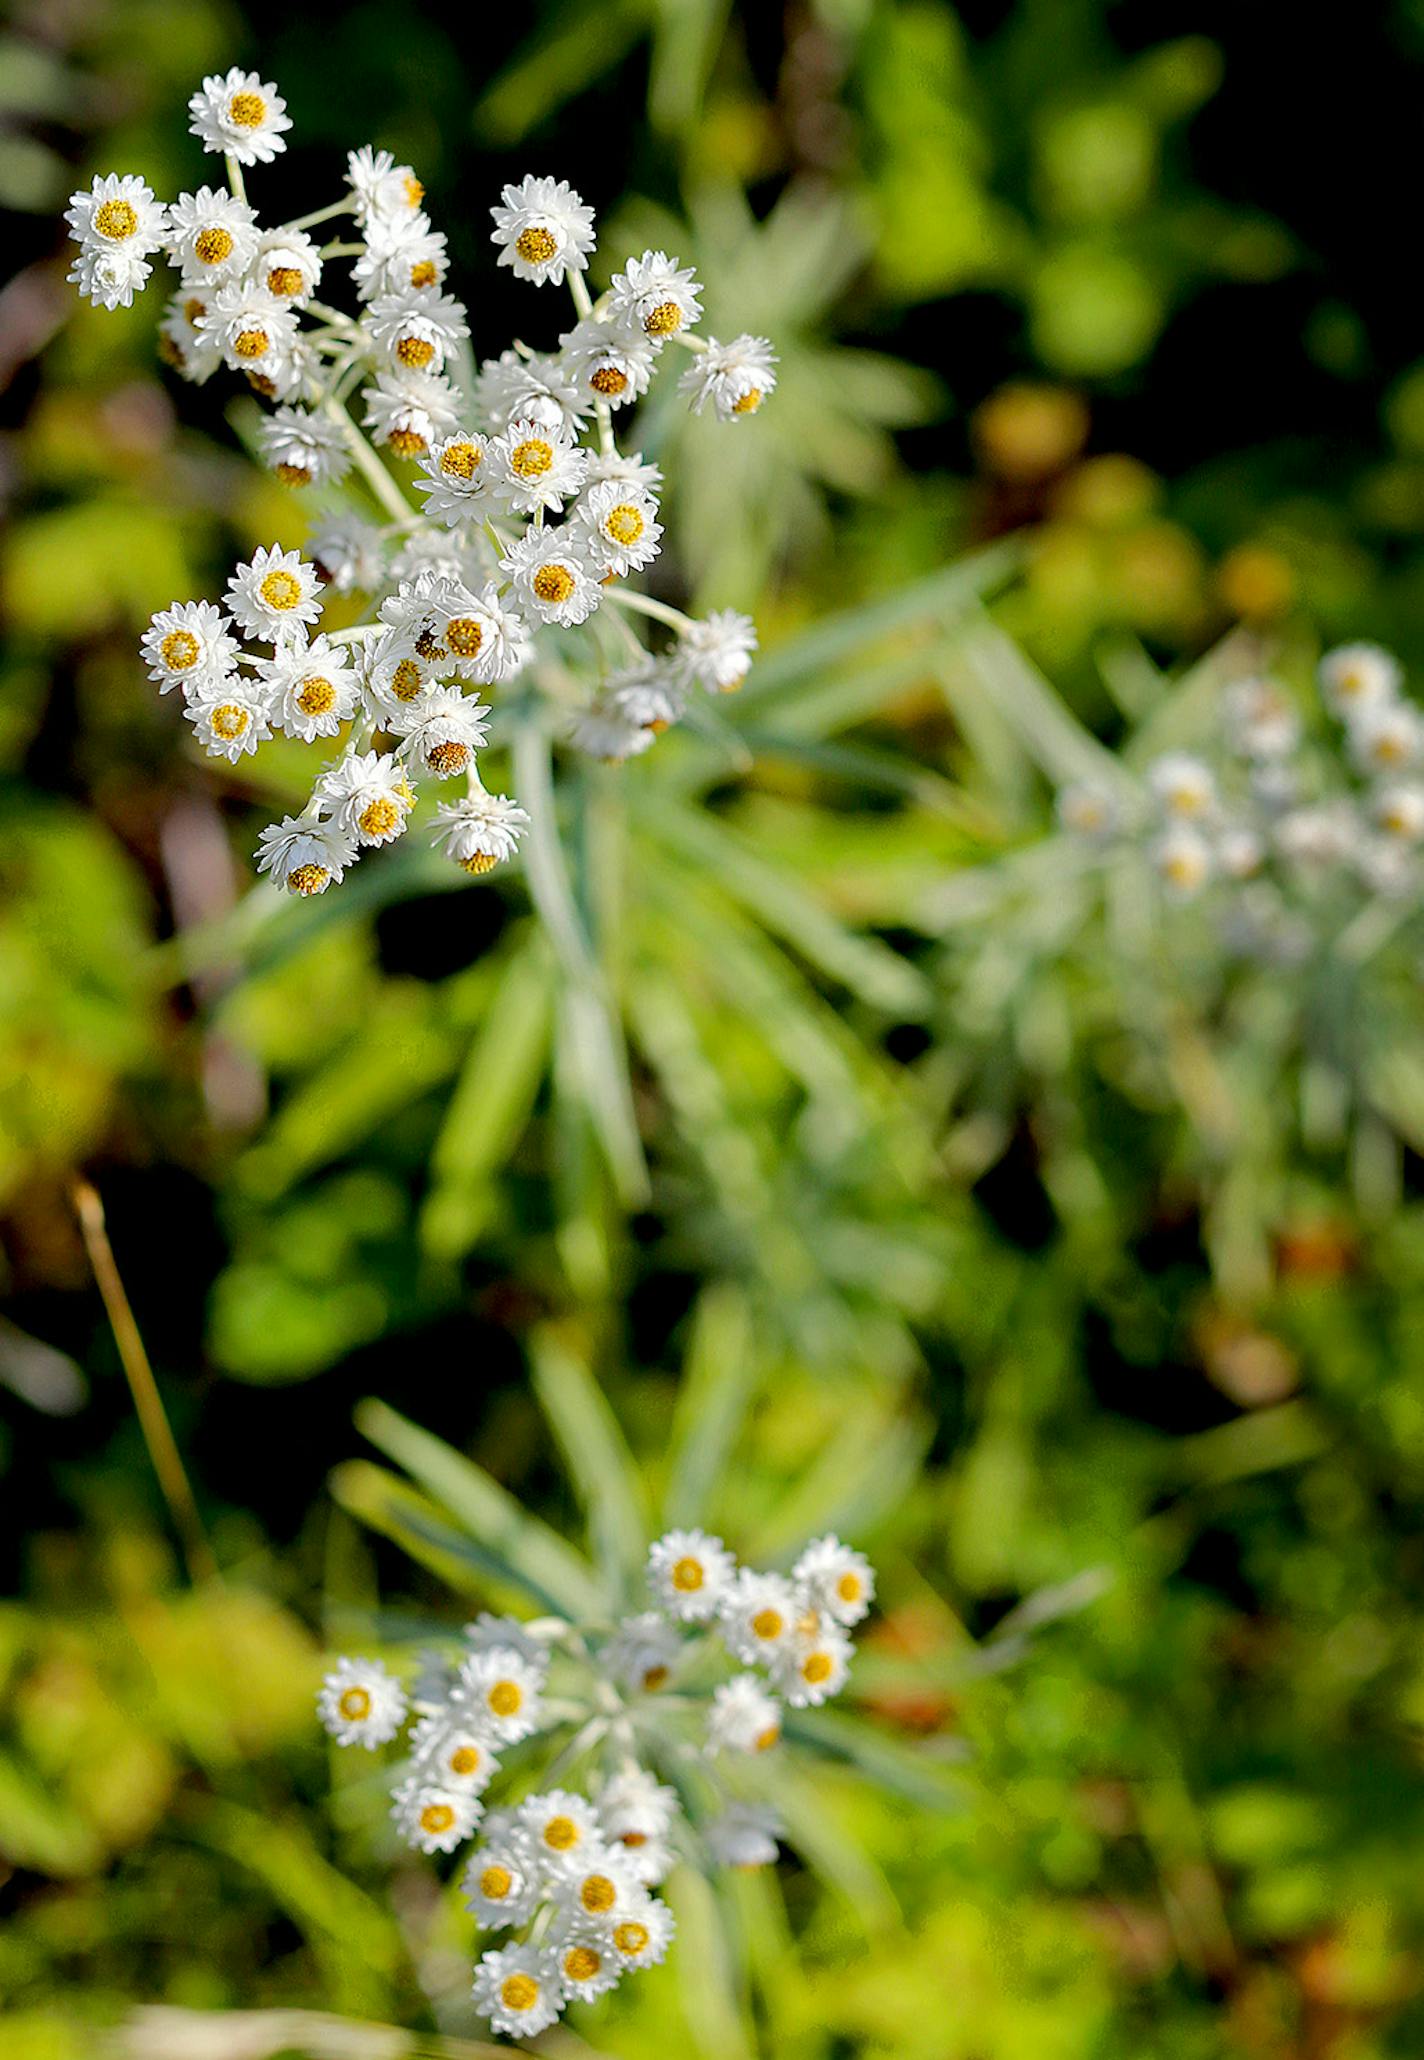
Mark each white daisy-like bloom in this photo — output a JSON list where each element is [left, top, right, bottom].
[[158, 290, 226, 382], [561, 318, 656, 411], [346, 146, 425, 226], [550, 1930, 623, 2004], [463, 1613, 549, 1669], [1223, 676, 1300, 761], [472, 1944, 564, 2038], [792, 1535, 876, 1627], [500, 529, 601, 627], [253, 227, 323, 303], [188, 67, 292, 166], [601, 1611, 683, 1699], [596, 1768, 679, 1853], [674, 608, 758, 694], [409, 1714, 501, 1796], [315, 749, 414, 845], [65, 173, 169, 261], [575, 479, 663, 576], [707, 1673, 783, 1755], [489, 417, 590, 517], [646, 1528, 736, 1623], [195, 279, 298, 372], [463, 1838, 542, 1928], [414, 432, 491, 526], [1349, 700, 1424, 775], [1357, 836, 1418, 898], [519, 1789, 604, 1874], [569, 700, 658, 763], [388, 530, 477, 589], [454, 1646, 545, 1744], [490, 175, 596, 286], [366, 287, 469, 375], [1151, 823, 1214, 901], [255, 815, 360, 896], [353, 211, 449, 300], [68, 243, 153, 312], [317, 1656, 407, 1747], [474, 347, 588, 439], [1319, 641, 1402, 719], [604, 1893, 676, 1970], [606, 250, 702, 342], [141, 599, 239, 695], [362, 366, 463, 458], [431, 790, 531, 875], [1373, 782, 1424, 842], [584, 446, 664, 494], [706, 1803, 780, 1870], [679, 333, 778, 420], [309, 514, 386, 595], [775, 1617, 853, 1708], [391, 1777, 483, 1855], [377, 568, 456, 654], [225, 545, 323, 642], [240, 329, 317, 403], [184, 679, 273, 762], [717, 1571, 800, 1667], [1217, 825, 1265, 881], [258, 634, 361, 742], [165, 186, 257, 281], [604, 661, 686, 736], [392, 686, 490, 780], [258, 405, 351, 489], [363, 633, 433, 718], [1147, 751, 1217, 821], [1056, 781, 1119, 840], [558, 1849, 648, 1932], [1275, 802, 1358, 869]]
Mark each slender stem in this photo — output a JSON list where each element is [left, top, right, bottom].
[[320, 241, 366, 259], [568, 270, 594, 322], [671, 329, 709, 354], [305, 297, 359, 331], [321, 392, 418, 528], [285, 198, 354, 234], [223, 153, 247, 206], [604, 587, 694, 634], [73, 1180, 219, 1587]]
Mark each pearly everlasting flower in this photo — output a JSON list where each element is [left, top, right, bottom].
[[1224, 676, 1300, 761], [464, 1613, 548, 1667], [1152, 824, 1213, 900], [415, 432, 491, 525], [432, 790, 530, 875], [410, 1714, 501, 1795], [392, 686, 490, 780], [1057, 781, 1119, 840], [559, 1849, 648, 1931], [253, 227, 323, 303], [159, 290, 226, 381], [463, 1839, 542, 1928], [1275, 802, 1357, 869], [1217, 825, 1266, 880], [258, 405, 351, 488], [605, 1894, 676, 1969], [68, 243, 153, 312], [607, 251, 702, 341], [793, 1535, 876, 1627], [392, 1777, 483, 1854], [354, 212, 449, 300], [1349, 701, 1424, 775], [226, 545, 323, 642], [570, 700, 659, 763], [258, 634, 361, 741], [585, 446, 664, 494], [519, 1789, 604, 1873], [774, 1617, 853, 1708], [317, 1656, 407, 1747], [1320, 641, 1401, 718], [596, 1768, 679, 1851], [362, 366, 462, 457], [196, 280, 298, 372], [575, 479, 663, 576], [475, 348, 587, 438], [346, 146, 425, 225], [185, 679, 273, 761], [165, 186, 258, 281], [562, 319, 656, 411], [473, 1944, 563, 2038], [551, 1931, 623, 2003], [315, 749, 414, 844], [501, 528, 601, 627], [367, 287, 469, 374], [675, 609, 758, 694], [142, 599, 239, 695], [603, 1611, 684, 1698], [188, 68, 291, 165], [707, 1673, 783, 1754], [489, 418, 589, 517], [680, 333, 779, 420], [309, 514, 386, 595], [65, 174, 168, 262], [646, 1528, 736, 1622], [718, 1571, 800, 1666], [1148, 752, 1216, 821], [707, 1804, 781, 1869], [1374, 782, 1424, 842], [255, 815, 359, 895], [603, 660, 686, 735], [455, 1646, 545, 1743], [490, 175, 596, 286]]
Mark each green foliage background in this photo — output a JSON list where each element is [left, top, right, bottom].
[[4, 2, 1424, 2056]]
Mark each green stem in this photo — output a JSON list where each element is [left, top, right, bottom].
[[321, 392, 417, 528], [223, 153, 247, 206], [285, 198, 354, 234], [605, 587, 694, 634]]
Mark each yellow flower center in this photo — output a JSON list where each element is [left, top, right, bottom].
[[837, 1572, 863, 1602], [94, 198, 138, 241], [1338, 669, 1362, 696], [500, 1974, 539, 2013], [1167, 786, 1204, 816], [802, 1650, 834, 1685], [228, 90, 267, 128], [755, 1723, 781, 1751], [671, 1556, 705, 1593], [510, 436, 554, 480], [410, 259, 438, 288], [396, 333, 436, 370], [267, 265, 304, 297], [543, 1814, 579, 1851], [642, 1664, 669, 1691], [258, 568, 303, 611], [1383, 804, 1413, 834], [448, 1744, 481, 1777], [1375, 734, 1407, 765], [287, 863, 330, 896], [732, 387, 763, 414], [194, 225, 234, 265], [604, 503, 644, 546], [296, 676, 337, 716], [337, 1686, 371, 1720], [487, 1679, 523, 1718], [160, 629, 200, 671], [391, 658, 424, 701], [590, 365, 628, 397], [359, 796, 402, 839], [387, 427, 428, 457], [480, 1864, 513, 1900], [531, 563, 576, 606], [210, 703, 249, 740], [1164, 853, 1201, 887], [614, 1921, 649, 1957], [440, 441, 483, 480], [563, 1946, 602, 1983], [443, 618, 482, 660], [515, 224, 558, 265], [459, 851, 499, 875], [233, 327, 270, 359], [644, 299, 683, 337], [751, 1607, 784, 1642], [427, 740, 469, 777], [404, 175, 424, 208], [419, 1802, 456, 1835], [580, 1874, 617, 1914], [276, 462, 312, 486]]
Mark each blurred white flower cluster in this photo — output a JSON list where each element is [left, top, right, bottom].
[[318, 1528, 872, 2036], [65, 70, 778, 898], [1057, 643, 1424, 960]]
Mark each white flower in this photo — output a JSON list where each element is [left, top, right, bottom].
[[707, 1673, 783, 1754], [1374, 782, 1424, 841], [489, 417, 589, 516], [604, 1894, 675, 1969], [226, 545, 323, 642], [519, 1789, 604, 1874], [500, 529, 601, 627], [68, 243, 153, 312], [558, 1849, 648, 1930], [391, 1777, 482, 1854], [472, 1944, 563, 2038], [490, 175, 596, 286], [195, 280, 298, 372], [1357, 836, 1417, 898], [1349, 701, 1424, 775], [392, 686, 490, 779], [774, 1618, 852, 1706], [158, 291, 226, 382], [141, 599, 239, 695], [188, 68, 291, 166], [165, 186, 257, 281], [603, 660, 686, 735], [415, 433, 491, 525], [1217, 826, 1265, 881], [680, 333, 778, 419], [718, 1572, 800, 1667], [258, 405, 351, 489], [367, 287, 469, 374], [255, 815, 360, 895], [602, 1611, 683, 1697], [475, 348, 587, 438], [239, 330, 315, 402], [309, 514, 386, 595], [185, 679, 273, 761], [317, 1656, 406, 1747], [551, 1931, 623, 2004], [346, 146, 425, 226], [409, 1714, 501, 1795], [674, 609, 757, 693], [1275, 802, 1357, 869], [65, 173, 168, 260], [569, 701, 658, 762], [431, 790, 530, 875], [596, 1768, 679, 1852], [561, 319, 656, 411], [585, 446, 663, 494], [1319, 641, 1401, 718], [707, 1804, 780, 1870], [363, 632, 433, 717], [258, 635, 361, 741], [314, 750, 413, 844], [1056, 782, 1119, 840], [646, 1527, 736, 1622], [607, 250, 702, 341], [575, 479, 663, 576], [253, 228, 323, 303], [1152, 824, 1214, 900], [463, 1838, 542, 1928], [463, 1613, 549, 1668], [1223, 676, 1300, 761], [1147, 752, 1216, 820], [353, 211, 449, 300], [362, 367, 462, 457], [792, 1535, 876, 1627], [454, 1646, 545, 1743]]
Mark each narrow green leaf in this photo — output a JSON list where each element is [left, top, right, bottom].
[[528, 1329, 648, 1597], [744, 1404, 931, 1560], [662, 1281, 756, 1530], [783, 1704, 968, 1813], [328, 1459, 552, 1612]]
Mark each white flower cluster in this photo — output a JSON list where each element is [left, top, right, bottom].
[[1058, 643, 1424, 958], [317, 1530, 872, 2037], [66, 75, 778, 898]]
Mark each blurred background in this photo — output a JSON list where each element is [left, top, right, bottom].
[[5, 1, 1424, 2055]]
